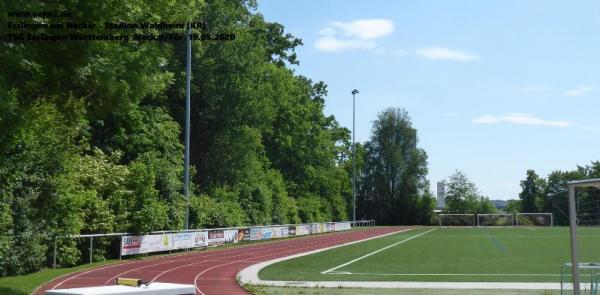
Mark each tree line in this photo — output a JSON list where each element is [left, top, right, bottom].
[[0, 0, 353, 275], [442, 171, 497, 215], [0, 0, 435, 276], [512, 163, 600, 225]]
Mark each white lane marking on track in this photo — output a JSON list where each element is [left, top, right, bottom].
[[51, 253, 216, 290], [149, 244, 286, 282], [104, 236, 297, 285], [193, 230, 397, 295], [321, 228, 437, 274], [150, 229, 380, 283], [193, 240, 346, 295], [118, 230, 358, 293], [51, 229, 391, 294], [104, 250, 237, 285], [51, 261, 142, 289], [148, 233, 354, 283], [56, 233, 295, 289]]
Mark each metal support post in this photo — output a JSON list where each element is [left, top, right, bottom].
[[119, 235, 122, 261], [89, 236, 93, 264], [568, 186, 580, 295], [53, 236, 57, 269], [184, 24, 192, 231], [351, 89, 359, 223]]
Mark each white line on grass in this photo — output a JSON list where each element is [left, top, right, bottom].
[[327, 272, 561, 277], [321, 228, 437, 274]]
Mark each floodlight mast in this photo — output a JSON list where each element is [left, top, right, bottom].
[[351, 89, 359, 223], [184, 24, 192, 231], [567, 178, 600, 295]]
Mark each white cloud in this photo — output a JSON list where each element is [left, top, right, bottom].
[[472, 115, 501, 124], [317, 27, 336, 37], [315, 19, 394, 52], [472, 113, 574, 128], [416, 46, 480, 61], [329, 19, 394, 40], [563, 86, 595, 97]]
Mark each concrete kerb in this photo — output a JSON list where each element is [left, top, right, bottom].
[[237, 228, 562, 291]]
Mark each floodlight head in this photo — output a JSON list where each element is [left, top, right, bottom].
[[352, 89, 359, 95]]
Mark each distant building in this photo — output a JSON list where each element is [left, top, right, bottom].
[[436, 181, 445, 209]]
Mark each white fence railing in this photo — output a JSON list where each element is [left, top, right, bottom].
[[53, 220, 375, 268]]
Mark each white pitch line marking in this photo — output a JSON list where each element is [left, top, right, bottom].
[[321, 228, 437, 274], [326, 272, 561, 277]]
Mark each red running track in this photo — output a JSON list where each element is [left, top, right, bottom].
[[35, 227, 407, 295]]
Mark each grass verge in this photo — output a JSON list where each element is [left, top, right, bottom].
[[0, 260, 116, 295]]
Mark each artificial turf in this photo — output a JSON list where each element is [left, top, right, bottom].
[[249, 286, 559, 295], [259, 227, 600, 283]]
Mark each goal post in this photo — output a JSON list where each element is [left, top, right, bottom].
[[566, 178, 600, 295], [477, 214, 514, 227], [438, 214, 476, 227], [515, 213, 553, 227]]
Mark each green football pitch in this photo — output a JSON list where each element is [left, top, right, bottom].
[[259, 227, 600, 283]]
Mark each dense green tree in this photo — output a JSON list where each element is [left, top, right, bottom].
[[0, 0, 357, 275], [519, 170, 545, 213], [541, 170, 585, 226], [358, 108, 432, 224], [1, 0, 199, 273], [504, 200, 521, 214], [444, 171, 480, 213], [478, 197, 498, 214], [183, 0, 351, 224], [444, 171, 495, 214]]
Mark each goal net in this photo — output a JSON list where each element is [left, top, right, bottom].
[[477, 214, 514, 227], [438, 214, 475, 227], [515, 213, 553, 227]]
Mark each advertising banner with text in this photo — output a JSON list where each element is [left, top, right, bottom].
[[224, 229, 238, 244], [121, 221, 357, 255], [193, 231, 208, 247], [121, 233, 172, 255], [261, 227, 272, 240], [172, 232, 193, 249], [295, 225, 309, 236], [249, 227, 262, 240], [208, 229, 225, 246]]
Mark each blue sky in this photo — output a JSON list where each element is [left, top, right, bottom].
[[255, 0, 600, 200]]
